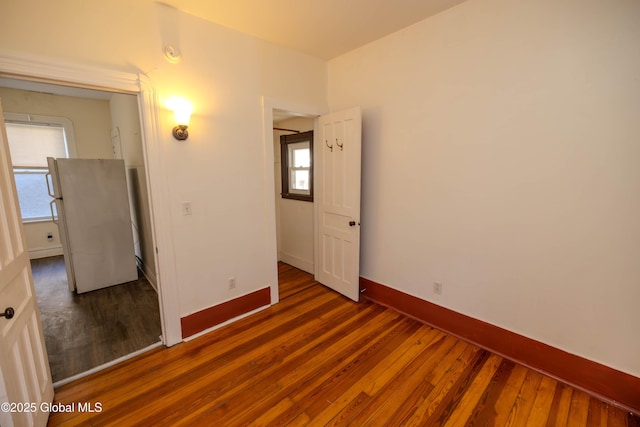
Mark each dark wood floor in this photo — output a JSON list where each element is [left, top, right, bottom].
[[32, 255, 162, 382], [48, 263, 639, 426]]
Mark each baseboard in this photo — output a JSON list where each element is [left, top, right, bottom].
[[29, 246, 63, 260], [136, 257, 158, 291], [53, 342, 163, 389], [180, 287, 271, 339], [360, 277, 640, 414], [279, 252, 314, 274]]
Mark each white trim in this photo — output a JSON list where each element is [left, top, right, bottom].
[[261, 97, 327, 305], [138, 77, 182, 346], [0, 52, 182, 346], [28, 246, 63, 260], [0, 50, 140, 93], [279, 252, 314, 274], [136, 256, 158, 291], [52, 342, 163, 388]]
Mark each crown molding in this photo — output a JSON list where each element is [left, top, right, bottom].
[[0, 50, 140, 93]]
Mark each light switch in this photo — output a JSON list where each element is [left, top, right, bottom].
[[182, 201, 192, 215]]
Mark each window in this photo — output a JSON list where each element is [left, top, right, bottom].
[[5, 114, 75, 222], [13, 168, 58, 220], [281, 130, 313, 202]]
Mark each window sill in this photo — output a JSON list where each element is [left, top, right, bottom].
[[281, 193, 313, 202], [22, 217, 57, 224]]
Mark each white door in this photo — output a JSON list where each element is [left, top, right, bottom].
[[315, 107, 362, 301], [0, 100, 54, 427]]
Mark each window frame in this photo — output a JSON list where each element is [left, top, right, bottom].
[[4, 112, 76, 223], [12, 167, 56, 222], [280, 130, 313, 202]]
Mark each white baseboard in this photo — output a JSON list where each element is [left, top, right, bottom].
[[279, 252, 314, 274], [29, 246, 63, 260], [53, 341, 163, 389], [137, 258, 158, 291]]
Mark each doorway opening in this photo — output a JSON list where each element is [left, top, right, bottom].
[[273, 110, 316, 287], [265, 101, 364, 304], [263, 98, 327, 304], [0, 77, 162, 384]]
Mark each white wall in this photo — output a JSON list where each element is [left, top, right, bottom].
[[0, 87, 113, 258], [12, 0, 634, 381], [0, 87, 113, 158], [258, 41, 328, 107], [273, 117, 315, 273], [0, 0, 328, 319], [329, 0, 640, 377], [109, 93, 157, 287], [109, 93, 144, 165]]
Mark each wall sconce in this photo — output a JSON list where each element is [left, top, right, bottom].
[[166, 97, 193, 141]]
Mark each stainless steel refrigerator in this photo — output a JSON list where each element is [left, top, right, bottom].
[[46, 157, 138, 293]]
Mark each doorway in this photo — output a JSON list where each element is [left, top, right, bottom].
[[264, 100, 364, 304], [0, 74, 165, 384], [262, 98, 325, 304], [273, 110, 316, 283]]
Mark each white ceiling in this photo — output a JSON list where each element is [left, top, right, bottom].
[[162, 0, 469, 60]]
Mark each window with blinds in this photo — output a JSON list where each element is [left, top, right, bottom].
[[6, 122, 68, 221]]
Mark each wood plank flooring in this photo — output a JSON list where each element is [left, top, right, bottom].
[[32, 256, 161, 382], [48, 263, 639, 426]]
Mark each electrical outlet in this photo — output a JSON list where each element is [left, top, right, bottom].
[[433, 282, 443, 295], [228, 277, 236, 290], [47, 232, 54, 242]]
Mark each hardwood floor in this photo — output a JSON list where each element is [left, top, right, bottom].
[[48, 263, 639, 426], [32, 256, 162, 383]]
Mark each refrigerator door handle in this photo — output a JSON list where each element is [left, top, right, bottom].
[[49, 200, 58, 224], [45, 172, 54, 198]]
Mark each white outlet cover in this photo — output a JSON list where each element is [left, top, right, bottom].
[[433, 282, 443, 295]]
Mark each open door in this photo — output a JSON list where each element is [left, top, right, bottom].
[[0, 100, 54, 427], [315, 107, 362, 301]]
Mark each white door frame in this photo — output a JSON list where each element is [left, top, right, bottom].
[[261, 97, 327, 304], [0, 51, 182, 346]]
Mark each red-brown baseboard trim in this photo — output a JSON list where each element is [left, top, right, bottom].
[[360, 277, 640, 414], [181, 287, 271, 339]]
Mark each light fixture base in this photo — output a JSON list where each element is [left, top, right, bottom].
[[172, 125, 189, 141], [164, 45, 182, 64]]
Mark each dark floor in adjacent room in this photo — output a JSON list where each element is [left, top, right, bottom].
[[31, 255, 162, 383]]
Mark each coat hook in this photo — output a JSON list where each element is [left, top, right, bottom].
[[325, 140, 333, 152], [336, 138, 343, 151]]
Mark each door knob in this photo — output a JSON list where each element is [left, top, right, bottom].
[[1, 307, 14, 319], [349, 221, 356, 227]]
